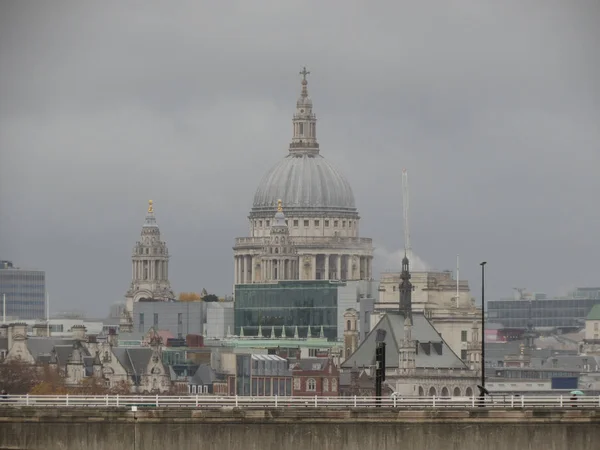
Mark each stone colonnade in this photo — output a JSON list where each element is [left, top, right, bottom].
[[132, 260, 168, 281], [234, 253, 373, 284]]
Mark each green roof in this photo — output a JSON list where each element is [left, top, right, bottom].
[[586, 304, 600, 320]]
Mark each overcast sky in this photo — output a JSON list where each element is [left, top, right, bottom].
[[1, 1, 599, 317]]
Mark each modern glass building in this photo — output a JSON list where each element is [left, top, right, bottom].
[[0, 260, 46, 320], [234, 280, 339, 340], [488, 294, 600, 331]]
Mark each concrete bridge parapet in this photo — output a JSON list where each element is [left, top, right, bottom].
[[1, 407, 599, 450]]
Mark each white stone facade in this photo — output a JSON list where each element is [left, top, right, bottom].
[[234, 70, 373, 285], [125, 200, 174, 313], [376, 270, 481, 361]]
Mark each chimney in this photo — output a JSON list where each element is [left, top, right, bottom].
[[71, 325, 87, 341], [7, 324, 13, 350], [107, 327, 118, 347], [33, 323, 47, 337], [12, 322, 28, 340]]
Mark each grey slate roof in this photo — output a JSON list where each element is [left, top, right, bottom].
[[341, 312, 468, 370], [289, 358, 328, 371], [112, 347, 153, 377], [26, 338, 75, 360], [190, 364, 216, 385]]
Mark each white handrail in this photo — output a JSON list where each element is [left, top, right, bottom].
[[0, 394, 598, 409]]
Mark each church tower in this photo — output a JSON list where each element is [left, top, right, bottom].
[[399, 317, 416, 374], [125, 200, 174, 313], [343, 308, 359, 360], [399, 254, 413, 323], [260, 200, 298, 282]]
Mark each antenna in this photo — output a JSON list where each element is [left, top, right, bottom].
[[402, 169, 412, 262], [456, 255, 460, 307]]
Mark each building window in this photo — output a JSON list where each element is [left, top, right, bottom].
[[259, 220, 263, 227], [307, 378, 316, 391], [461, 330, 468, 342], [139, 313, 144, 333], [266, 220, 270, 227], [325, 220, 329, 227], [342, 220, 346, 227], [304, 220, 309, 227], [595, 323, 599, 331], [314, 220, 320, 227], [299, 123, 304, 136], [334, 220, 339, 227], [323, 379, 329, 392], [331, 378, 337, 392], [461, 350, 467, 360], [154, 313, 158, 328], [293, 220, 299, 227]]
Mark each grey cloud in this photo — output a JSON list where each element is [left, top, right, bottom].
[[1, 0, 599, 315]]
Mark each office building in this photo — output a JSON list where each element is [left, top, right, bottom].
[[0, 260, 45, 320]]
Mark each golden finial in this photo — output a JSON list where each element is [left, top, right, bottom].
[[277, 199, 283, 212], [148, 200, 153, 213]]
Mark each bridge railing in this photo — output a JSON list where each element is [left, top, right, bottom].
[[1, 394, 599, 409]]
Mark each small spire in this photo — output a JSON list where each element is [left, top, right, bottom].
[[282, 325, 287, 339], [270, 326, 275, 339], [277, 199, 283, 212], [319, 325, 324, 339], [240, 326, 244, 337], [148, 199, 154, 213]]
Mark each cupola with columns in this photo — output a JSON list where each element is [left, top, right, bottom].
[[125, 200, 175, 313]]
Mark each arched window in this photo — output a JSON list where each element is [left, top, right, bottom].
[[331, 378, 337, 392], [323, 379, 329, 392], [346, 320, 351, 331], [465, 387, 473, 397], [307, 378, 316, 391], [441, 387, 449, 397], [418, 386, 424, 396], [428, 386, 436, 397]]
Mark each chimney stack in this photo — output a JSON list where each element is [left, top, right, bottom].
[[71, 324, 87, 341]]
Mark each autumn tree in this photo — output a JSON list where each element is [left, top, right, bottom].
[[29, 365, 68, 395], [0, 359, 41, 394], [178, 292, 202, 302]]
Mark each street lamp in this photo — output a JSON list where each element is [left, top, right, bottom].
[[480, 261, 486, 388], [477, 262, 490, 406]]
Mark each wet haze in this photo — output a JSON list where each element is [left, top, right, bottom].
[[1, 1, 599, 316]]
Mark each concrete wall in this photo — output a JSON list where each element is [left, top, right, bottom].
[[1, 407, 598, 450]]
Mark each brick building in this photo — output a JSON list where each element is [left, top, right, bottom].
[[289, 356, 339, 396]]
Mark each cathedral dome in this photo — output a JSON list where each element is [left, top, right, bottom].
[[251, 68, 357, 219], [252, 153, 356, 217]]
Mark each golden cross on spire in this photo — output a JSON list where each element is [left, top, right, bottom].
[[299, 66, 310, 81], [148, 199, 154, 213]]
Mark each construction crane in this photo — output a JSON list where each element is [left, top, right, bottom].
[[402, 169, 412, 263], [513, 287, 527, 300]]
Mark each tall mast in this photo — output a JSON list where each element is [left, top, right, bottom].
[[402, 169, 412, 262], [456, 254, 460, 307]]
